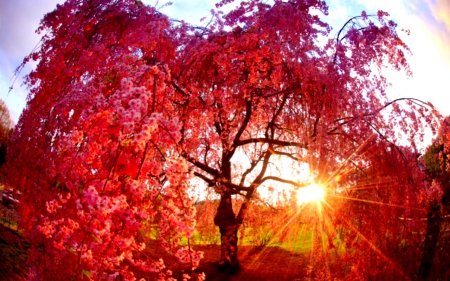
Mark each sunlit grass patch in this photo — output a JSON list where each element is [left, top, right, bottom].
[[0, 217, 18, 232]]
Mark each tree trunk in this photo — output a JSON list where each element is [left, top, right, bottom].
[[213, 192, 241, 273], [418, 203, 441, 280]]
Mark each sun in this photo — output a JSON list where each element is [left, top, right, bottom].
[[296, 183, 325, 204]]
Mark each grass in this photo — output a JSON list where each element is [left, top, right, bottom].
[[278, 229, 314, 253], [0, 217, 18, 231], [185, 226, 315, 252]]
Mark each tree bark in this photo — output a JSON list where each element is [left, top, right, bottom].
[[418, 204, 441, 280], [213, 192, 241, 273]]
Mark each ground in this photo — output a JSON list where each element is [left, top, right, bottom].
[[142, 240, 310, 281], [0, 194, 315, 281], [0, 225, 311, 281], [197, 246, 309, 280]]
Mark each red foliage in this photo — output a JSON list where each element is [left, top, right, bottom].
[[6, 1, 199, 280], [5, 0, 439, 279]]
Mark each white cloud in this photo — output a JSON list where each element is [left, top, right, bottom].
[[431, 0, 450, 32], [393, 0, 450, 116]]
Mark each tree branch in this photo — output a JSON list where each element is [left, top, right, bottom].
[[233, 97, 252, 147], [272, 150, 300, 161], [236, 138, 308, 148], [181, 151, 219, 177], [260, 176, 310, 188], [192, 171, 214, 186], [328, 97, 432, 134]]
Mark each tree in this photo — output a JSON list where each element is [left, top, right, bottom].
[[6, 2, 201, 280], [328, 141, 428, 279], [419, 116, 450, 280], [0, 99, 13, 166], [170, 0, 435, 271], [5, 0, 437, 278]]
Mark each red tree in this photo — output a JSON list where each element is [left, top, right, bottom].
[[5, 0, 437, 279], [6, 1, 200, 280], [322, 140, 429, 279], [419, 116, 450, 280]]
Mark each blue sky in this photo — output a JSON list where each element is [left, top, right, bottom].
[[0, 0, 449, 123]]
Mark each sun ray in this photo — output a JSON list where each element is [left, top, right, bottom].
[[337, 176, 403, 191], [316, 201, 333, 279], [328, 194, 426, 211], [322, 134, 378, 185], [322, 200, 411, 279], [240, 203, 309, 273], [243, 129, 420, 278]]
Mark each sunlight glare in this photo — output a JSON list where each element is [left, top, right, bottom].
[[296, 183, 325, 205]]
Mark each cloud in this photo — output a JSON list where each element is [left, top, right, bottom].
[[431, 0, 450, 32], [419, 0, 450, 62], [365, 0, 450, 117]]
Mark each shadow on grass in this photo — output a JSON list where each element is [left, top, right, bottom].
[[142, 240, 309, 281]]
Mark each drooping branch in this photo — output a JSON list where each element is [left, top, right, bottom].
[[328, 97, 433, 134], [217, 178, 251, 193], [236, 138, 308, 148], [249, 145, 274, 194], [272, 150, 301, 162], [193, 168, 251, 195], [335, 15, 366, 44], [333, 14, 375, 64], [259, 176, 310, 188], [235, 144, 274, 223], [192, 171, 214, 187]]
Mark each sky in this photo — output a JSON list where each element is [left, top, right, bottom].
[[0, 0, 449, 124]]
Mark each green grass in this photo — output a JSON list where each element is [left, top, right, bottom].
[[0, 214, 18, 232], [0, 217, 17, 226], [278, 229, 314, 253], [177, 226, 315, 254], [141, 221, 355, 256]]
